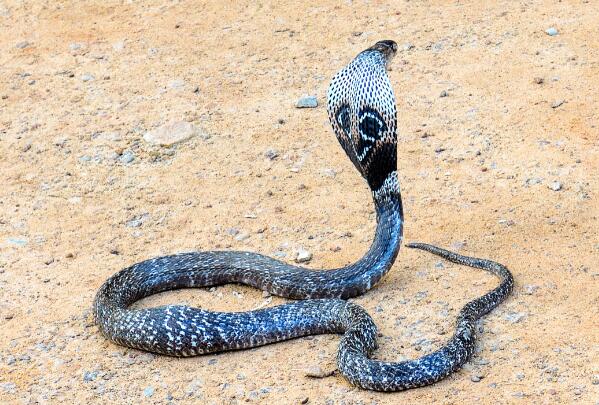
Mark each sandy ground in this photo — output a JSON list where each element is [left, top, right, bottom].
[[1, 0, 598, 404]]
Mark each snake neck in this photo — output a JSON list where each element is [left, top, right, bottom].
[[328, 171, 403, 299]]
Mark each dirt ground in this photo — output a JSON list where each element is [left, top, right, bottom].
[[1, 0, 598, 404]]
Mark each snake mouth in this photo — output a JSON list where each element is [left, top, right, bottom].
[[368, 40, 398, 65]]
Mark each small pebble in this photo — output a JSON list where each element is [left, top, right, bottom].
[[296, 96, 318, 108], [119, 151, 135, 164], [0, 382, 16, 394], [304, 366, 335, 378], [6, 237, 28, 247], [126, 214, 147, 228], [321, 168, 337, 178], [523, 284, 540, 295], [439, 90, 448, 97], [545, 27, 558, 36], [505, 312, 527, 323], [16, 41, 30, 49], [295, 248, 313, 263], [301, 398, 309, 404], [112, 41, 125, 52], [470, 374, 483, 382], [235, 232, 250, 242], [548, 181, 562, 191], [81, 74, 94, 82], [83, 370, 98, 382], [168, 79, 185, 89], [551, 100, 564, 109], [534, 77, 544, 84], [135, 353, 155, 363], [264, 148, 279, 160], [143, 386, 155, 397]]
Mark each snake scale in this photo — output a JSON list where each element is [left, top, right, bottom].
[[94, 40, 514, 391]]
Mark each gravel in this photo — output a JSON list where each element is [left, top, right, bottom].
[[295, 248, 313, 263], [0, 382, 16, 394], [6, 237, 28, 246], [126, 213, 149, 228], [504, 312, 527, 323], [548, 181, 563, 191], [83, 370, 98, 382], [168, 79, 186, 90], [523, 284, 540, 295], [296, 96, 318, 108], [304, 366, 335, 378], [119, 151, 135, 164], [264, 148, 279, 160], [112, 41, 125, 51], [143, 386, 155, 397], [470, 373, 484, 382], [235, 231, 250, 241]]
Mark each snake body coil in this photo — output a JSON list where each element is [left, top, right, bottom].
[[94, 40, 513, 391]]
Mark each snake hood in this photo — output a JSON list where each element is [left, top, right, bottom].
[[328, 39, 399, 193]]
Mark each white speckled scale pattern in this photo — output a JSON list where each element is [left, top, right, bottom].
[[94, 41, 513, 392]]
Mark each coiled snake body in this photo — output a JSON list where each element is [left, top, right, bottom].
[[94, 40, 514, 391]]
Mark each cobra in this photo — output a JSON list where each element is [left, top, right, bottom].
[[93, 40, 513, 391]]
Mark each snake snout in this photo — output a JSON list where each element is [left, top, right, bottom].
[[369, 40, 398, 64]]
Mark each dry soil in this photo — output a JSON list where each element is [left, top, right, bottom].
[[1, 1, 598, 404]]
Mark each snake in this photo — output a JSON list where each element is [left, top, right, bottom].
[[93, 40, 514, 391]]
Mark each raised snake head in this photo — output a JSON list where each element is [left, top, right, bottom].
[[327, 40, 398, 195]]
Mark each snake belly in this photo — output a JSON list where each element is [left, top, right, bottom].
[[94, 40, 513, 392]]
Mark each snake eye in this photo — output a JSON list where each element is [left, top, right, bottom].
[[356, 108, 387, 162]]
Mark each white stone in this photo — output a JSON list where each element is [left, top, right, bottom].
[[143, 121, 202, 146], [295, 248, 312, 263]]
